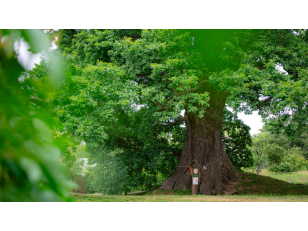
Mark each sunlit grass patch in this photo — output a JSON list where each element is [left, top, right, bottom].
[[70, 193, 308, 202], [259, 170, 308, 184], [71, 171, 308, 202]]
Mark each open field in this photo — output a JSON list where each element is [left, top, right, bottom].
[[71, 193, 308, 202], [258, 170, 308, 184]]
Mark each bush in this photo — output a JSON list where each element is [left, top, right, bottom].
[[268, 162, 296, 173], [84, 167, 97, 194]]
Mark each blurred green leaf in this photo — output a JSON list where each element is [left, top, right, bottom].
[[0, 29, 75, 201]]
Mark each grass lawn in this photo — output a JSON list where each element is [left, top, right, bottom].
[[70, 171, 308, 202], [70, 193, 308, 202], [259, 170, 308, 184], [233, 171, 308, 195]]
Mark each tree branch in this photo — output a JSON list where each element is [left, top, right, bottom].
[[149, 79, 210, 112], [257, 96, 273, 109], [276, 29, 285, 47], [186, 80, 209, 93], [149, 90, 182, 112], [149, 100, 169, 111], [172, 150, 181, 158], [163, 116, 185, 127]]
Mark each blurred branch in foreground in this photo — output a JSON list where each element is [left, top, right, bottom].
[[0, 29, 74, 202]]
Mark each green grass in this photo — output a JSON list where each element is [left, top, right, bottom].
[[141, 172, 308, 196], [259, 170, 308, 184], [70, 193, 308, 202], [70, 170, 308, 202], [235, 172, 308, 195]]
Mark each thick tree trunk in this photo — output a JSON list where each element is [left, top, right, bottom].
[[161, 89, 240, 195]]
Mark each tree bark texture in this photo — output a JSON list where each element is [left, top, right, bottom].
[[161, 88, 240, 195]]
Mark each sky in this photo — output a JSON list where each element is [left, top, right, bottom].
[[16, 39, 264, 135], [237, 111, 263, 135], [14, 39, 42, 71]]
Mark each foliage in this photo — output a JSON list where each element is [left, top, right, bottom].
[[227, 30, 308, 162], [259, 170, 308, 184], [268, 162, 294, 173], [53, 59, 138, 149], [296, 131, 308, 159], [83, 165, 97, 194], [47, 29, 209, 148], [249, 131, 270, 172], [83, 108, 183, 194], [250, 128, 308, 173], [50, 29, 308, 144], [227, 30, 308, 116], [267, 122, 308, 159], [0, 29, 73, 201], [30, 29, 308, 192], [222, 108, 253, 169], [62, 143, 88, 178], [84, 147, 129, 195], [82, 107, 253, 194], [268, 147, 308, 172]]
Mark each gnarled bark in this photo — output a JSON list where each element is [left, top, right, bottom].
[[161, 88, 239, 195]]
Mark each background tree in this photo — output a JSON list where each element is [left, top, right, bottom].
[[250, 131, 270, 175], [250, 127, 308, 173], [238, 29, 308, 158], [222, 108, 253, 170]]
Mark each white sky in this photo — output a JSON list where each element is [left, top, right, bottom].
[[237, 111, 263, 135], [16, 40, 264, 135], [14, 39, 42, 71]]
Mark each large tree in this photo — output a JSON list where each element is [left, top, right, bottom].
[[42, 29, 308, 195]]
